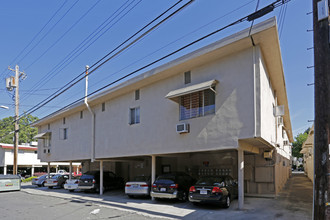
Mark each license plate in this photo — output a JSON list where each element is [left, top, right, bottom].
[[160, 188, 166, 192], [68, 186, 71, 189], [132, 185, 138, 188], [200, 190, 207, 195]]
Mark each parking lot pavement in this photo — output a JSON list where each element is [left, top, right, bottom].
[[21, 173, 313, 220]]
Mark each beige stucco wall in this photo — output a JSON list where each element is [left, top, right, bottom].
[[38, 47, 258, 162]]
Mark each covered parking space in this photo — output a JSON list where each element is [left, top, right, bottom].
[[77, 140, 281, 210]]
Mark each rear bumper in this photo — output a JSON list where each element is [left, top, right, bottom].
[[64, 184, 78, 190], [189, 193, 224, 203], [44, 183, 58, 187], [78, 184, 95, 190], [150, 191, 178, 199]]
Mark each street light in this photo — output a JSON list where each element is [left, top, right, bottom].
[[0, 105, 9, 109]]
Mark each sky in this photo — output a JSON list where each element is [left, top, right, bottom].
[[0, 0, 314, 138]]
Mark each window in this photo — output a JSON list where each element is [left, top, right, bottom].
[[135, 89, 140, 100], [63, 128, 68, 140], [60, 128, 68, 140], [179, 88, 215, 120], [102, 102, 105, 112], [129, 107, 140, 125], [184, 71, 191, 84], [44, 134, 51, 147], [80, 111, 83, 119], [63, 117, 66, 125]]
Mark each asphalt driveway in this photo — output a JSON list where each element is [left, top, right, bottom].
[[20, 172, 312, 220]]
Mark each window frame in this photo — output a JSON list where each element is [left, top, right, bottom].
[[129, 107, 140, 125], [179, 87, 215, 121]]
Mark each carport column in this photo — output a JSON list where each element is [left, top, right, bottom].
[[69, 161, 72, 180], [31, 165, 34, 177], [151, 155, 156, 201], [47, 162, 50, 178], [100, 160, 103, 195], [56, 165, 59, 173], [238, 148, 244, 209], [4, 165, 7, 175]]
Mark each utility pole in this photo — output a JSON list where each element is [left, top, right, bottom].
[[7, 65, 26, 175], [313, 0, 330, 219]]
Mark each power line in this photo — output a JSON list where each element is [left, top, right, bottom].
[[0, 0, 68, 80], [14, 0, 81, 66], [20, 0, 189, 118], [28, 0, 291, 121], [88, 0, 257, 90], [20, 0, 139, 102], [24, 0, 102, 71]]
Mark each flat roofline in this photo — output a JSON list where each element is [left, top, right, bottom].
[[33, 17, 292, 141]]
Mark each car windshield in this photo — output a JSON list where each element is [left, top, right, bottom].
[[52, 175, 62, 179], [80, 174, 95, 180], [134, 176, 149, 182], [155, 175, 175, 184], [196, 177, 225, 186]]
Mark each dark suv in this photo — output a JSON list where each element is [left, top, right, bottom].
[[150, 172, 195, 201], [78, 171, 124, 193]]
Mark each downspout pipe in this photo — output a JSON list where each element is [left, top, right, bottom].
[[84, 65, 95, 162]]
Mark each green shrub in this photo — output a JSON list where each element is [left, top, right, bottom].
[[22, 176, 37, 183]]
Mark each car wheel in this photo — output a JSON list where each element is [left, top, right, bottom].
[[223, 196, 230, 208], [48, 186, 53, 189], [42, 182, 45, 187], [192, 202, 200, 206], [69, 190, 74, 192], [61, 183, 65, 188]]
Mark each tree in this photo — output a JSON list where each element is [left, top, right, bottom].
[[292, 128, 310, 158], [0, 114, 39, 144]]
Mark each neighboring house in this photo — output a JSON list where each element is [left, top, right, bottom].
[[300, 124, 314, 183], [0, 143, 81, 176], [33, 18, 293, 208]]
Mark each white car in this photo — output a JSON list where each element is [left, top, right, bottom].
[[64, 178, 80, 192], [125, 176, 150, 198]]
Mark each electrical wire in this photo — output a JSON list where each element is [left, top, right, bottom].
[[20, 0, 138, 102], [27, 0, 291, 122], [14, 0, 81, 66], [89, 0, 257, 88], [0, 0, 68, 80], [24, 0, 102, 71], [20, 0, 189, 118]]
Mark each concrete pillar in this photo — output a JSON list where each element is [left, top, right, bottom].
[[100, 160, 103, 195], [31, 165, 35, 177], [56, 165, 59, 173], [4, 165, 7, 175], [47, 162, 50, 179], [238, 148, 244, 209], [69, 161, 72, 180], [151, 155, 156, 200]]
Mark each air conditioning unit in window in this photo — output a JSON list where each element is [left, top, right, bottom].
[[176, 123, 189, 134]]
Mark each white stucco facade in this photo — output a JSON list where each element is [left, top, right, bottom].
[[33, 18, 293, 206]]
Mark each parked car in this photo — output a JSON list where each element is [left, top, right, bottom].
[[188, 175, 238, 208], [32, 174, 54, 187], [125, 176, 150, 198], [78, 171, 124, 193], [44, 174, 69, 189], [64, 176, 80, 192], [150, 172, 195, 201]]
